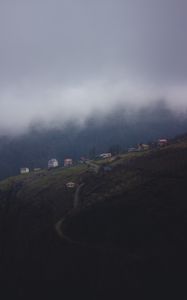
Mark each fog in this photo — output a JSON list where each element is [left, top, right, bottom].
[[0, 0, 187, 135]]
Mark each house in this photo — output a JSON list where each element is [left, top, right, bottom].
[[158, 139, 168, 147], [66, 182, 76, 189], [64, 158, 73, 167], [48, 158, 59, 169], [20, 167, 29, 174], [99, 153, 112, 159]]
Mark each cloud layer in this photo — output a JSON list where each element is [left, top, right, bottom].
[[0, 0, 187, 134]]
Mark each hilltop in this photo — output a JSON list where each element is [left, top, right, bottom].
[[0, 102, 187, 181], [0, 135, 187, 296]]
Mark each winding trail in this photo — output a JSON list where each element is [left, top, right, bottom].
[[55, 219, 76, 243], [55, 182, 85, 239], [73, 183, 85, 209]]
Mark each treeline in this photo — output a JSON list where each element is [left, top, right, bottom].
[[0, 101, 187, 180]]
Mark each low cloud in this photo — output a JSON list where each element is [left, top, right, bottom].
[[1, 79, 187, 135], [0, 0, 187, 135]]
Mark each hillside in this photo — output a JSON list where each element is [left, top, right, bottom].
[[0, 136, 187, 296], [0, 102, 187, 181]]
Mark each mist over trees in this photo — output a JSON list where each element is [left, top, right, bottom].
[[0, 102, 187, 180]]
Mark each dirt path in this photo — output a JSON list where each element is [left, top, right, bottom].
[[55, 219, 76, 243], [55, 182, 85, 240], [73, 183, 85, 209], [55, 218, 88, 246]]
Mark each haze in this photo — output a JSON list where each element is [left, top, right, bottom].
[[0, 0, 187, 135]]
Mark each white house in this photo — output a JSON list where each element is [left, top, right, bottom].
[[20, 167, 30, 174], [66, 182, 76, 188], [48, 158, 59, 169], [99, 153, 112, 159]]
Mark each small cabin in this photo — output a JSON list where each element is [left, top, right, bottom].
[[48, 158, 59, 169], [99, 153, 112, 159], [158, 139, 168, 147], [20, 167, 29, 174], [64, 158, 73, 167], [66, 182, 76, 189]]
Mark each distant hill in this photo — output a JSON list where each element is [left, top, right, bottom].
[[0, 135, 187, 295], [0, 102, 187, 180]]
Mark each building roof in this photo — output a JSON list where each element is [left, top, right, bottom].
[[48, 158, 58, 162]]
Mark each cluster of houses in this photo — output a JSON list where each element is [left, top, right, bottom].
[[48, 158, 73, 169], [128, 139, 168, 153], [20, 139, 169, 175], [20, 158, 73, 174]]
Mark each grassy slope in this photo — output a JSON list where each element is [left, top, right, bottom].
[[0, 164, 87, 240], [62, 140, 187, 294], [0, 138, 187, 295], [64, 143, 187, 243]]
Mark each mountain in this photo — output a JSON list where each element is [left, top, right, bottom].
[[0, 134, 187, 296], [0, 101, 187, 181]]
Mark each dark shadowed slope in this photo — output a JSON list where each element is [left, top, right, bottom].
[[0, 136, 187, 296]]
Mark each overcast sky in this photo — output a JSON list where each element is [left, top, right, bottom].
[[0, 0, 187, 134]]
